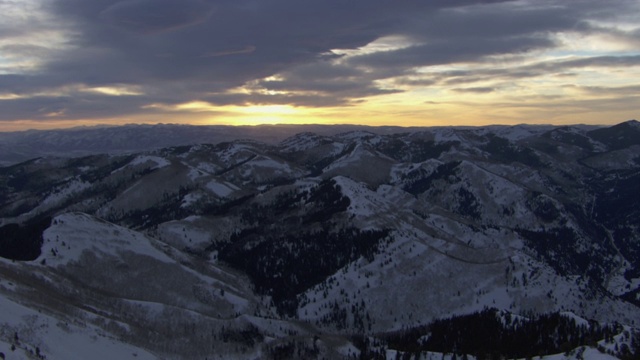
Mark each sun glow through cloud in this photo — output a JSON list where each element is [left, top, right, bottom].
[[84, 86, 144, 96], [209, 104, 334, 126]]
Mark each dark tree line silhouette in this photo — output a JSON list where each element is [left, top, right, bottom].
[[0, 216, 51, 260], [481, 134, 544, 167], [403, 161, 461, 195], [380, 308, 634, 360], [378, 138, 457, 163], [220, 227, 389, 315]]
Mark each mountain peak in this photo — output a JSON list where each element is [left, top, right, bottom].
[[587, 119, 640, 150], [624, 119, 640, 128]]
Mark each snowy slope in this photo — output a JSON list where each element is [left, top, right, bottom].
[[39, 212, 174, 265], [1, 121, 639, 359], [0, 292, 157, 360]]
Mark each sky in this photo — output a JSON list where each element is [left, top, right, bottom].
[[0, 0, 639, 131]]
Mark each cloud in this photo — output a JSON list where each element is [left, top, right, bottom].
[[0, 0, 639, 125], [346, 0, 618, 74], [546, 55, 640, 70], [201, 46, 256, 58], [350, 36, 556, 70], [430, 55, 640, 87], [452, 87, 496, 94], [0, 89, 161, 121], [572, 84, 640, 97], [99, 0, 214, 34], [252, 61, 401, 106]]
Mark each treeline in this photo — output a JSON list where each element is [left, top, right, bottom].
[[219, 227, 389, 315], [238, 178, 350, 226], [481, 134, 544, 167], [403, 161, 461, 195], [0, 216, 51, 260], [518, 226, 613, 283], [590, 169, 640, 284], [379, 308, 637, 360], [378, 138, 456, 163]]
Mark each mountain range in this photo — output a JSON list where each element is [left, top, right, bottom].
[[0, 123, 451, 167], [1, 120, 639, 359]]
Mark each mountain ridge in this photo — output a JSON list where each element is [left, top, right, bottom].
[[1, 120, 639, 359], [0, 122, 608, 166]]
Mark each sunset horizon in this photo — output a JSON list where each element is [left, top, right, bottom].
[[1, 0, 638, 131], [2, 1, 640, 355]]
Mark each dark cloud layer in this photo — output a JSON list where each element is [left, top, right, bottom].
[[99, 0, 214, 34], [0, 0, 638, 124], [350, 36, 556, 70], [420, 54, 640, 89]]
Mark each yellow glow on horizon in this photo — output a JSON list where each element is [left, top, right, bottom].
[[170, 102, 303, 116], [214, 104, 330, 126], [142, 100, 333, 126]]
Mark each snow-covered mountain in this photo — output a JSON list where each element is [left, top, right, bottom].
[[1, 120, 639, 359], [0, 123, 447, 167]]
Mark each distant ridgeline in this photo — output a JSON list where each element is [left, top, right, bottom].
[[0, 120, 639, 359]]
